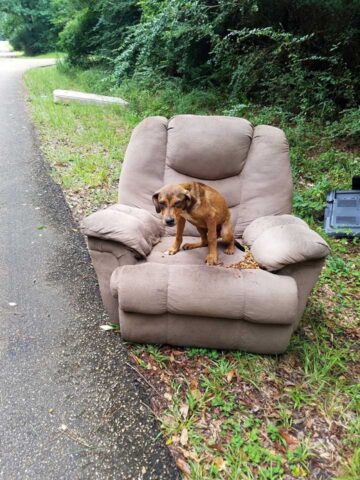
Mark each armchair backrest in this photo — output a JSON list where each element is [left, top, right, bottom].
[[118, 115, 292, 236]]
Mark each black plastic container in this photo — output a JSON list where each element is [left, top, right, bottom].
[[324, 188, 360, 237]]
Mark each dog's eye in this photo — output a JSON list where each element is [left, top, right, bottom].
[[159, 203, 166, 209], [174, 201, 183, 208]]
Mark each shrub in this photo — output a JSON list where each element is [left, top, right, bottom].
[[0, 0, 60, 54], [1, 0, 359, 119]]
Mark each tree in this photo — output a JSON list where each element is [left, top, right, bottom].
[[0, 0, 60, 54]]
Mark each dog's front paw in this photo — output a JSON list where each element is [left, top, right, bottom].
[[205, 254, 219, 266], [183, 243, 195, 250], [224, 246, 235, 255], [167, 247, 179, 255]]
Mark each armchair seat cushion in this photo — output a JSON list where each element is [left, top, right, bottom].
[[111, 263, 298, 326], [146, 236, 246, 266]]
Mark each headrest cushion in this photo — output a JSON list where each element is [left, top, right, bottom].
[[166, 115, 253, 180]]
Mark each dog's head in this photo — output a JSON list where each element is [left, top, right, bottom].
[[152, 184, 195, 226]]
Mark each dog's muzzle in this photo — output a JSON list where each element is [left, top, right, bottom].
[[165, 217, 175, 226]]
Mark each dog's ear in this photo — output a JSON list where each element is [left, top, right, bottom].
[[152, 191, 161, 213], [184, 191, 196, 211]]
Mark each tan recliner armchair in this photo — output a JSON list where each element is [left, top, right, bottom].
[[81, 115, 330, 354]]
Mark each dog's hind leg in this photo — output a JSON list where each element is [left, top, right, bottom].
[[221, 218, 235, 255], [183, 227, 208, 250]]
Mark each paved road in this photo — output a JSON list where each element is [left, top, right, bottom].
[[0, 58, 179, 480]]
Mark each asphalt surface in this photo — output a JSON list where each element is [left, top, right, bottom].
[[0, 58, 180, 479]]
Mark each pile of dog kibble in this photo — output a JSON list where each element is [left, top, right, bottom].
[[227, 247, 260, 270]]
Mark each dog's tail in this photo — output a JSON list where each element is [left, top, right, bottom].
[[235, 240, 245, 252]]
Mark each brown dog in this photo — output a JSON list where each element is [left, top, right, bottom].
[[152, 182, 235, 265]]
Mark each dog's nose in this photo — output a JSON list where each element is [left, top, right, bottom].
[[165, 217, 175, 226]]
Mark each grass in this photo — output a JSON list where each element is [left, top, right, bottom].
[[24, 65, 359, 479]]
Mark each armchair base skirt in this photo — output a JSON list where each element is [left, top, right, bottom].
[[119, 311, 294, 354]]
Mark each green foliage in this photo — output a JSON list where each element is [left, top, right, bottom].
[[1, 1, 359, 118], [0, 0, 60, 54], [110, 0, 360, 119], [59, 6, 98, 65], [325, 108, 360, 146], [58, 0, 140, 66]]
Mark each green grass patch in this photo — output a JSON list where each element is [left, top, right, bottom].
[[24, 64, 359, 479]]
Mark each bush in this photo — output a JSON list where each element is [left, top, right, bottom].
[[1, 0, 359, 119], [59, 0, 140, 66], [59, 8, 99, 65], [0, 0, 60, 54], [111, 0, 360, 119], [325, 108, 360, 146]]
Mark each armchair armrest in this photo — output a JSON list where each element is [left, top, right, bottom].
[[80, 204, 163, 259], [243, 215, 330, 271]]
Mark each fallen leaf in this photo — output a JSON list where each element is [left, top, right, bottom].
[[172, 350, 184, 356], [305, 417, 314, 429], [183, 449, 199, 462], [274, 441, 286, 454], [191, 388, 202, 400], [190, 378, 198, 391], [279, 429, 299, 450], [180, 403, 189, 419], [292, 464, 307, 477], [176, 458, 191, 477], [180, 427, 188, 446], [130, 353, 141, 364], [211, 443, 224, 453], [213, 456, 225, 470], [172, 435, 180, 445], [226, 370, 235, 383]]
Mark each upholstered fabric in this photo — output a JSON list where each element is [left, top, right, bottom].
[[166, 116, 253, 180], [235, 126, 292, 234], [80, 204, 163, 258], [87, 240, 138, 322], [278, 259, 326, 329], [243, 215, 330, 271], [81, 115, 330, 352], [118, 115, 293, 236], [118, 312, 294, 354], [146, 236, 246, 266], [111, 263, 298, 324], [243, 214, 307, 246], [118, 116, 168, 211]]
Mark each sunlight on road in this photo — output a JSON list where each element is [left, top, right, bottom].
[[0, 40, 11, 52], [0, 40, 21, 57]]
